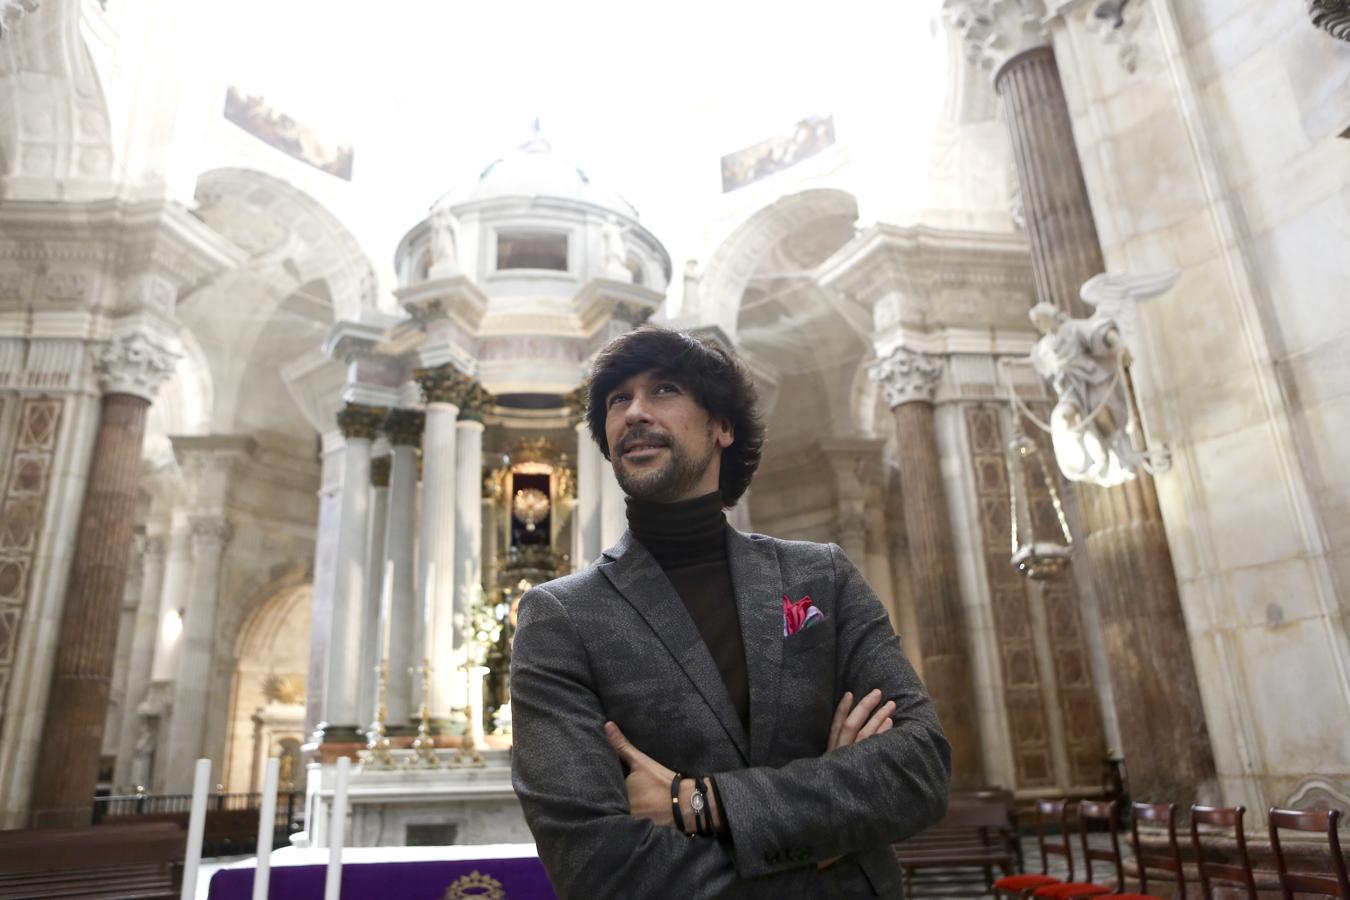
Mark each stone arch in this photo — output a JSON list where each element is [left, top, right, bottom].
[[221, 576, 312, 792], [0, 0, 114, 200], [697, 188, 859, 337], [192, 167, 377, 323]]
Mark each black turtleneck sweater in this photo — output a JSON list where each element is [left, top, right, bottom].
[[627, 491, 751, 734]]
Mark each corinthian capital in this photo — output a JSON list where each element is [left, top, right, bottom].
[[868, 348, 945, 408], [1309, 0, 1350, 41], [413, 364, 472, 406], [0, 1, 40, 38], [95, 332, 180, 401], [942, 0, 1052, 83], [189, 515, 233, 547]]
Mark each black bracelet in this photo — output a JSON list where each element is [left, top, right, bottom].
[[670, 772, 688, 835], [691, 778, 712, 837]]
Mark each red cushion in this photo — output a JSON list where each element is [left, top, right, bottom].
[[1033, 883, 1112, 899], [995, 874, 1061, 890]]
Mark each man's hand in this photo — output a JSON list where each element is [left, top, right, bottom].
[[827, 688, 896, 751], [604, 721, 680, 829]]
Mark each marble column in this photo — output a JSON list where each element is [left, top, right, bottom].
[[869, 347, 983, 789], [113, 535, 166, 788], [162, 515, 232, 792], [454, 384, 489, 709], [320, 403, 384, 743], [415, 366, 465, 726], [30, 332, 175, 828], [600, 459, 627, 551], [383, 410, 424, 726], [357, 456, 391, 730], [946, 0, 1217, 799], [572, 420, 603, 570]]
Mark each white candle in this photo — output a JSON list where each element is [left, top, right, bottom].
[[470, 665, 490, 748], [379, 559, 394, 661], [324, 756, 352, 900], [251, 757, 280, 900], [180, 758, 211, 900]]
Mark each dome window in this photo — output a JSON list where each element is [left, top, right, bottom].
[[496, 231, 569, 272]]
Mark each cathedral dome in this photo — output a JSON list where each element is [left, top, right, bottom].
[[453, 132, 639, 218]]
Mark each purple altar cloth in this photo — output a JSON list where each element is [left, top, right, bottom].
[[209, 856, 557, 900]]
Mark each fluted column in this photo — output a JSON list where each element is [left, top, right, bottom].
[[162, 515, 232, 792], [320, 403, 384, 743], [572, 420, 603, 570], [30, 332, 176, 828], [415, 366, 466, 726], [869, 348, 983, 788], [383, 410, 423, 725], [113, 535, 166, 788], [947, 0, 1217, 799], [454, 384, 490, 710], [357, 456, 391, 729]]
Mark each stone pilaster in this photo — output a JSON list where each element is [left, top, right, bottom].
[[30, 331, 177, 826], [946, 0, 1217, 800], [414, 366, 462, 725], [382, 410, 423, 725], [113, 535, 166, 789], [162, 515, 232, 792], [869, 348, 984, 789]]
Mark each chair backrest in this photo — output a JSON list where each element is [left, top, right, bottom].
[[1034, 799, 1075, 882], [1130, 802, 1186, 900], [1268, 807, 1349, 899], [1190, 804, 1257, 900], [1078, 799, 1125, 892]]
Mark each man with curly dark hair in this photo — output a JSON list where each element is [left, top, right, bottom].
[[511, 326, 950, 898]]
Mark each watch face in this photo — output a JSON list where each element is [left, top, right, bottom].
[[691, 792, 705, 813]]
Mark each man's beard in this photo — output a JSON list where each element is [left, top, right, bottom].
[[613, 428, 718, 503]]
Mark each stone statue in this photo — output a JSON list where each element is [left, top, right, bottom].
[[601, 215, 632, 282], [682, 259, 701, 312], [428, 205, 460, 277], [1028, 271, 1178, 486]]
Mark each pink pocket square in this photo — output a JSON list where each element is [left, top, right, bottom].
[[783, 595, 824, 637]]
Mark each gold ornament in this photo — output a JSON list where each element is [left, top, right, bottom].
[[442, 869, 507, 900]]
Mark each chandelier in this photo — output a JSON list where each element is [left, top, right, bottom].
[[1005, 426, 1074, 580]]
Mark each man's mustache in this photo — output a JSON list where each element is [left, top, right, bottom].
[[619, 430, 672, 453]]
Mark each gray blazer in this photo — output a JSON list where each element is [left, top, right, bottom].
[[510, 529, 951, 899]]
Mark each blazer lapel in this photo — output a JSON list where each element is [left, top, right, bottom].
[[726, 529, 785, 766], [598, 531, 751, 764]]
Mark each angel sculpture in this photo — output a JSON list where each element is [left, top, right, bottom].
[[1028, 270, 1178, 486], [428, 205, 460, 277]]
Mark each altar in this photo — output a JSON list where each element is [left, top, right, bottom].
[[208, 843, 556, 900]]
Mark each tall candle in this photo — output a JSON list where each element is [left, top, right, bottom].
[[251, 757, 280, 900], [180, 758, 211, 900], [379, 559, 394, 661], [324, 756, 351, 900]]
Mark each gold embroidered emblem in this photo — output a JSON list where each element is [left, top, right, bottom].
[[443, 869, 507, 900]]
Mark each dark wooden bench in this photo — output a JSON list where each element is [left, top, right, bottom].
[[0, 822, 183, 899], [102, 807, 260, 855], [894, 795, 1020, 897]]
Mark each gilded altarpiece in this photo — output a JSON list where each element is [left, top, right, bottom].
[[0, 396, 64, 735], [965, 403, 1106, 789]]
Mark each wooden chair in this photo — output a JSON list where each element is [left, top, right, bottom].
[[1031, 799, 1123, 900], [1190, 804, 1257, 900], [1118, 802, 1186, 900], [1268, 807, 1349, 899], [994, 799, 1073, 899], [894, 795, 1019, 896]]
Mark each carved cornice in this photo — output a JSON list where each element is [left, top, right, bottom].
[[868, 348, 945, 408], [382, 408, 425, 446], [335, 403, 386, 441], [0, 1, 40, 38], [1309, 0, 1350, 40], [942, 0, 1053, 86], [370, 455, 392, 488], [413, 363, 471, 406], [95, 331, 180, 401]]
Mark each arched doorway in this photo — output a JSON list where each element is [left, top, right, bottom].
[[222, 582, 312, 793]]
